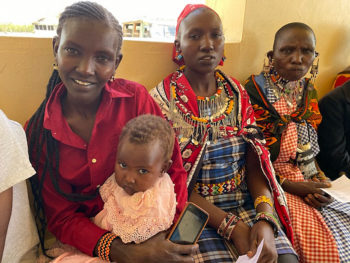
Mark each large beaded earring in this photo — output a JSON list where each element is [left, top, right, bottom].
[[263, 53, 273, 75], [307, 52, 319, 90], [173, 49, 184, 66], [310, 52, 319, 81], [53, 63, 58, 71], [219, 54, 226, 66]]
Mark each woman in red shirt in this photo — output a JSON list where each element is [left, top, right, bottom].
[[25, 1, 196, 262]]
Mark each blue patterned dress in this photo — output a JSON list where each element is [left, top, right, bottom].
[[193, 137, 295, 262]]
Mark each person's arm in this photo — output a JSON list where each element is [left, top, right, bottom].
[[189, 191, 251, 255], [109, 232, 198, 263], [317, 91, 350, 179], [281, 179, 332, 209], [245, 144, 277, 263], [0, 187, 12, 262], [40, 175, 108, 256]]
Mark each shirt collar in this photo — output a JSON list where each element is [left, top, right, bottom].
[[43, 80, 135, 147]]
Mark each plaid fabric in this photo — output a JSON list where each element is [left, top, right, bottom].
[[296, 122, 319, 156], [194, 137, 296, 262], [267, 85, 320, 156], [320, 200, 350, 262], [245, 73, 322, 162], [273, 97, 341, 263], [273, 97, 298, 164]]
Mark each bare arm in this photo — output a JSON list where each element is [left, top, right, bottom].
[[0, 187, 12, 262], [246, 145, 274, 214], [189, 191, 226, 229], [189, 174, 251, 256], [246, 145, 278, 263]]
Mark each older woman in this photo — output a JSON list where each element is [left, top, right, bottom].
[[245, 22, 350, 263], [151, 4, 297, 263]]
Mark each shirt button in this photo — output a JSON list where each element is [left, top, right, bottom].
[[92, 158, 97, 163]]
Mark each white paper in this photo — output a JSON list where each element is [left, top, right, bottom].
[[322, 175, 350, 203], [236, 239, 264, 263]]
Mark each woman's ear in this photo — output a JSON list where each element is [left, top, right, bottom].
[[161, 160, 173, 176], [114, 53, 123, 71], [52, 36, 59, 58], [174, 40, 181, 53], [267, 50, 273, 60]]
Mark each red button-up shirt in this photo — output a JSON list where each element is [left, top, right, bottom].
[[35, 79, 187, 256]]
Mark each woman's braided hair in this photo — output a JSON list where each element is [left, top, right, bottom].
[[25, 1, 123, 254]]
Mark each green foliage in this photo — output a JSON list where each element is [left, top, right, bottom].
[[0, 23, 35, 33]]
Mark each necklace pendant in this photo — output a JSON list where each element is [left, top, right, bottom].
[[191, 138, 199, 145]]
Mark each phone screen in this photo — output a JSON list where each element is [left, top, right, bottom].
[[169, 203, 208, 244]]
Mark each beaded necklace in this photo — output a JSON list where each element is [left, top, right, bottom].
[[169, 70, 237, 144], [264, 71, 304, 108]]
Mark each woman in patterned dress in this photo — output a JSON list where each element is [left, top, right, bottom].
[[150, 4, 297, 263], [245, 22, 350, 263]]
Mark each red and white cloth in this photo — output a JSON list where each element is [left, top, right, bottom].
[[272, 97, 340, 263]]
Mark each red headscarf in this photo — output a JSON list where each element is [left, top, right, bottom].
[[172, 4, 224, 66]]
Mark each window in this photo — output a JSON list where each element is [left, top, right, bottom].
[[0, 0, 205, 41]]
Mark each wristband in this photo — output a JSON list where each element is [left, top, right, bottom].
[[254, 212, 280, 238], [217, 212, 240, 240], [97, 232, 117, 261], [254, 195, 273, 209], [280, 177, 287, 186]]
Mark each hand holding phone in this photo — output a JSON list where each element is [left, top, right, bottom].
[[167, 202, 209, 244]]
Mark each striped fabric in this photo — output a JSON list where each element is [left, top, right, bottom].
[[193, 137, 296, 262]]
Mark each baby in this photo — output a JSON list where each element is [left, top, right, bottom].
[[49, 115, 177, 262]]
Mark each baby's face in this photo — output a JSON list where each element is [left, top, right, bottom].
[[114, 139, 166, 195]]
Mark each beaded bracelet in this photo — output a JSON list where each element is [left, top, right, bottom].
[[280, 177, 287, 186], [97, 232, 117, 261], [254, 212, 280, 237], [217, 212, 241, 240], [254, 195, 273, 209], [276, 174, 287, 186], [316, 170, 328, 181]]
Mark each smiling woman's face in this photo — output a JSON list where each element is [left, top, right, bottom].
[[54, 17, 121, 103], [272, 27, 316, 81]]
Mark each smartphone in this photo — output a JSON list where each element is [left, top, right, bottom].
[[167, 202, 209, 244]]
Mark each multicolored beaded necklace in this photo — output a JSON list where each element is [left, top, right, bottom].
[[169, 69, 237, 144], [264, 70, 304, 108]]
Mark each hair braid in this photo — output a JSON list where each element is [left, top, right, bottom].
[[57, 1, 123, 55], [26, 69, 61, 256], [26, 1, 124, 255]]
